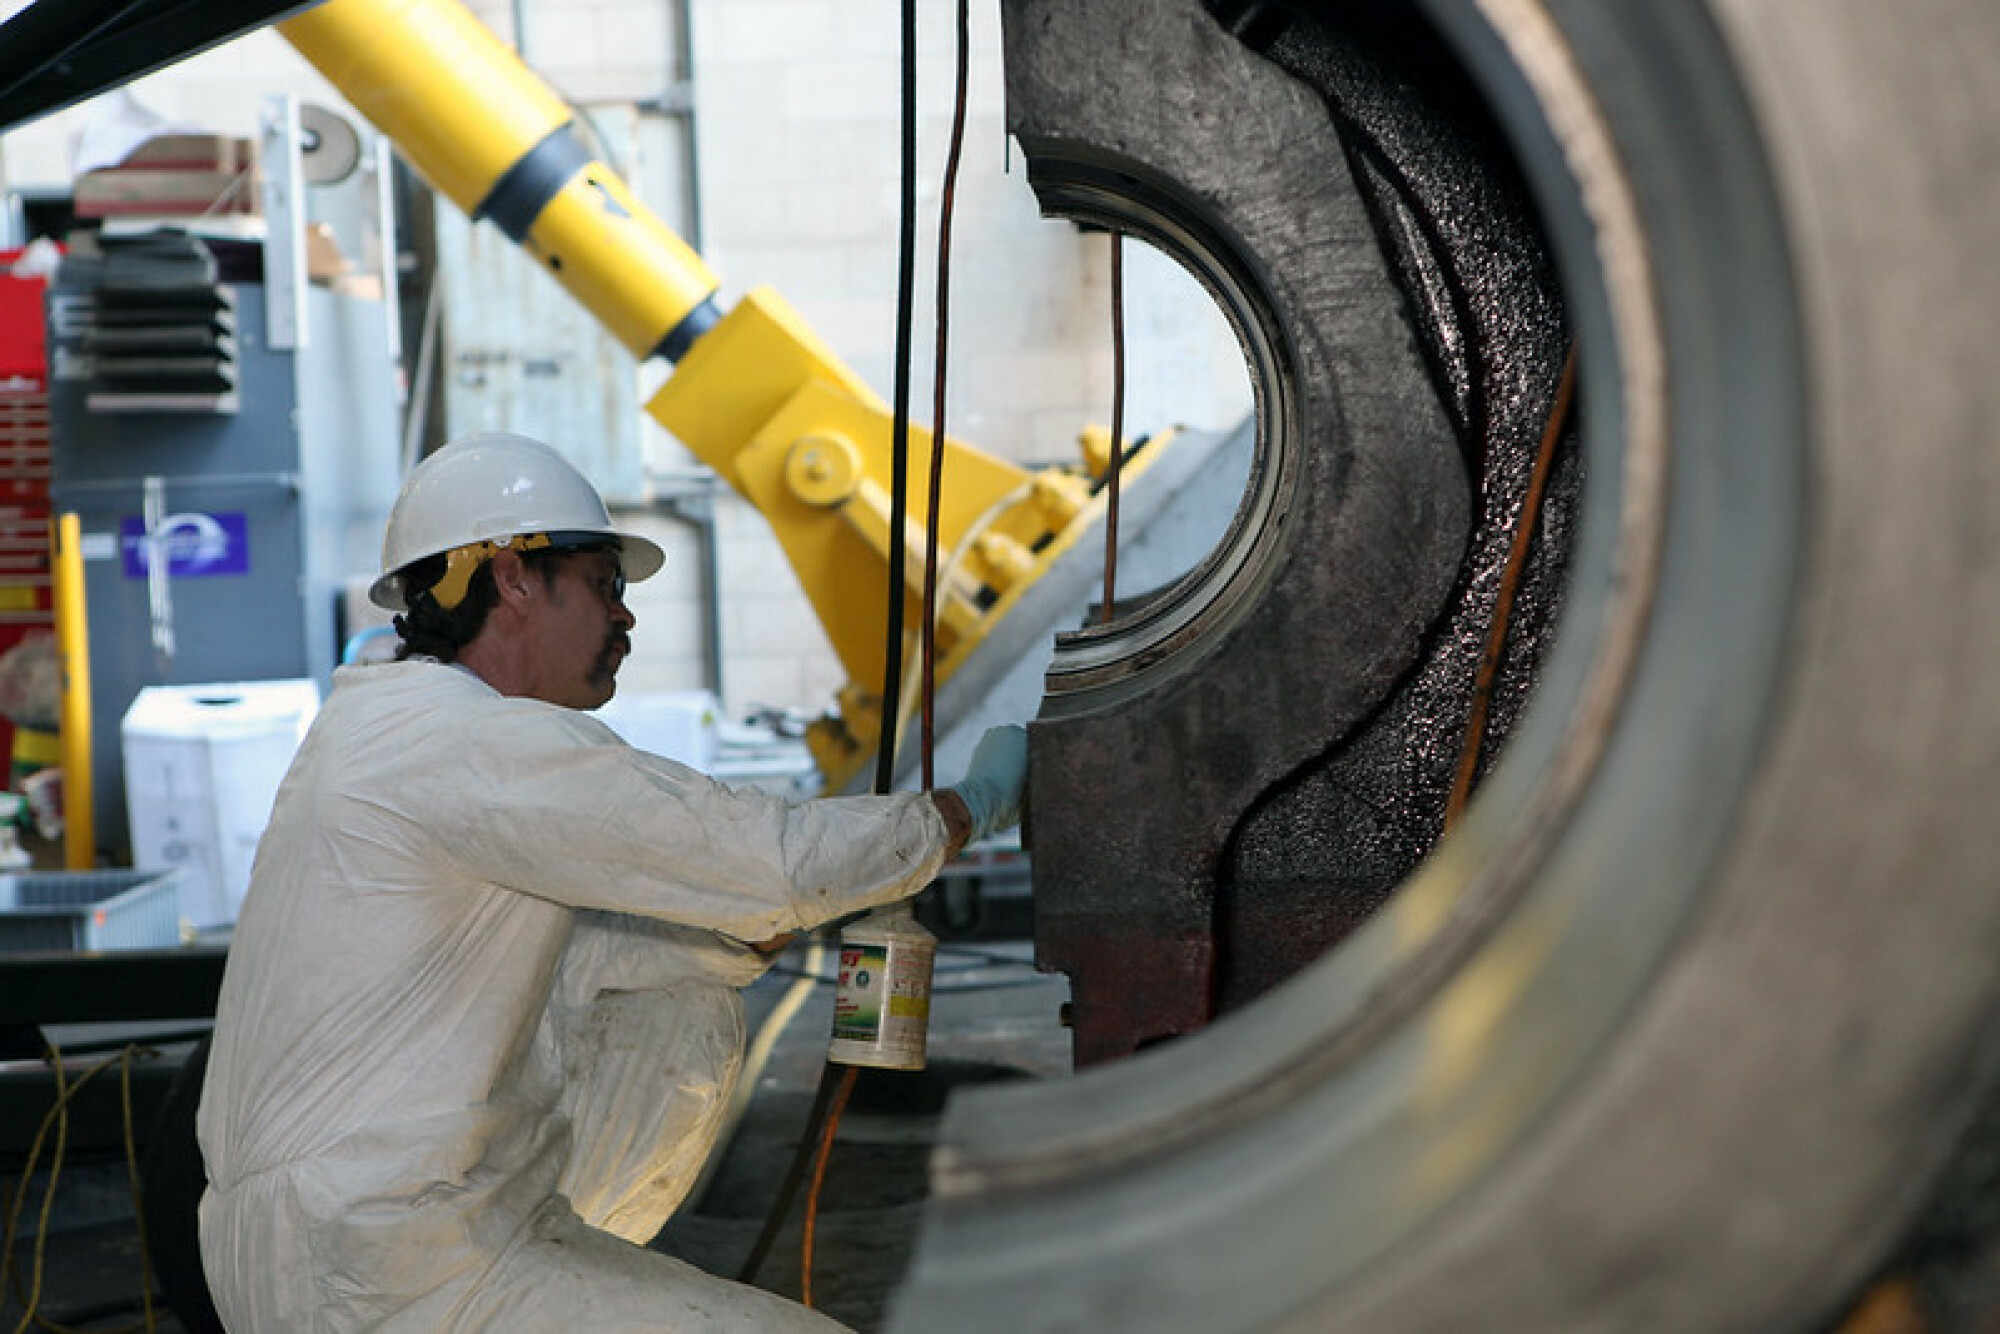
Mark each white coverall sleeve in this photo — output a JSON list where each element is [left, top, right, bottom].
[[392, 699, 952, 942], [552, 909, 773, 1007]]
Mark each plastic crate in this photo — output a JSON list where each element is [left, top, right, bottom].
[[0, 869, 182, 952]]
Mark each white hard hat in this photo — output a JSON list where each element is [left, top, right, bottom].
[[369, 430, 666, 611]]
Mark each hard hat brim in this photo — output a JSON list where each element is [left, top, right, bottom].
[[368, 527, 666, 612]]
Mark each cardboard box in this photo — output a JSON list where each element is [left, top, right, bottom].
[[122, 679, 319, 930], [74, 166, 262, 219], [118, 133, 256, 175]]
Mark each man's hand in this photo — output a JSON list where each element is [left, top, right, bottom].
[[945, 725, 1028, 845], [932, 787, 975, 855]]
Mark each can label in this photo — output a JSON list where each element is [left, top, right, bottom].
[[830, 938, 934, 1069], [832, 944, 890, 1043]]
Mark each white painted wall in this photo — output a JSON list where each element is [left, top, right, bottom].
[[1, 0, 1250, 726]]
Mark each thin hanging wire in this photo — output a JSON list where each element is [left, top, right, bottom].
[[799, 1064, 860, 1311], [1102, 232, 1126, 621], [920, 0, 972, 791]]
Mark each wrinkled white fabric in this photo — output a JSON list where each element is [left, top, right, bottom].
[[197, 661, 949, 1331]]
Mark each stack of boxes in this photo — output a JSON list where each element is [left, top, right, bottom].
[[72, 133, 261, 223]]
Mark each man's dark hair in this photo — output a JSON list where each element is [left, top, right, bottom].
[[391, 545, 567, 662]]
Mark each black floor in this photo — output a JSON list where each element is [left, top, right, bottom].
[[4, 938, 1070, 1332]]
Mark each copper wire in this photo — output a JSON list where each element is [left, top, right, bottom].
[[799, 1064, 860, 1311], [1102, 232, 1126, 621], [1445, 341, 1578, 830]]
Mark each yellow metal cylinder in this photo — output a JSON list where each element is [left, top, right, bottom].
[[282, 0, 720, 358], [51, 514, 92, 869], [522, 169, 719, 357], [1030, 470, 1092, 528], [280, 0, 566, 212], [1078, 423, 1115, 480]]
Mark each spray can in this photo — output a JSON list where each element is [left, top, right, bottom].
[[828, 902, 936, 1070]]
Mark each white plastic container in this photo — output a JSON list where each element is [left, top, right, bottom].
[[592, 689, 720, 771], [121, 679, 319, 930]]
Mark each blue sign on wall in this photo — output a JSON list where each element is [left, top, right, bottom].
[[119, 513, 251, 578]]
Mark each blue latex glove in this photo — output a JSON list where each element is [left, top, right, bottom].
[[951, 724, 1028, 842]]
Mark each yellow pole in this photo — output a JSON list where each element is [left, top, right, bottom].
[[50, 513, 92, 869]]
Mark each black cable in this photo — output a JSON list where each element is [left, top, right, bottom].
[[742, 0, 924, 1291], [734, 1061, 845, 1285], [799, 3, 941, 1307], [873, 0, 922, 797]]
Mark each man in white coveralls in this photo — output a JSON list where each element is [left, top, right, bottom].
[[196, 430, 1028, 1330]]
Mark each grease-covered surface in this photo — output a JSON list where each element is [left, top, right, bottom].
[[1019, 0, 1578, 1048], [1213, 10, 1578, 1011], [1215, 3, 1580, 1009]]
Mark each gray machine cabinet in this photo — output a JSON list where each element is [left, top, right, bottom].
[[51, 275, 399, 862]]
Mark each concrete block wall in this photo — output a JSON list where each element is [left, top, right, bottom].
[[605, 506, 714, 695]]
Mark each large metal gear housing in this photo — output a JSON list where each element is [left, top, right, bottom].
[[889, 0, 2000, 1329], [1020, 0, 1580, 1065]]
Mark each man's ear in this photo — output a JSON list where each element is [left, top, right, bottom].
[[488, 547, 535, 607]]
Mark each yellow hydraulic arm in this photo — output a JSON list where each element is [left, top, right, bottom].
[[280, 0, 1149, 789]]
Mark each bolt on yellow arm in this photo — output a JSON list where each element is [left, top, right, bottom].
[[282, 0, 1159, 788]]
